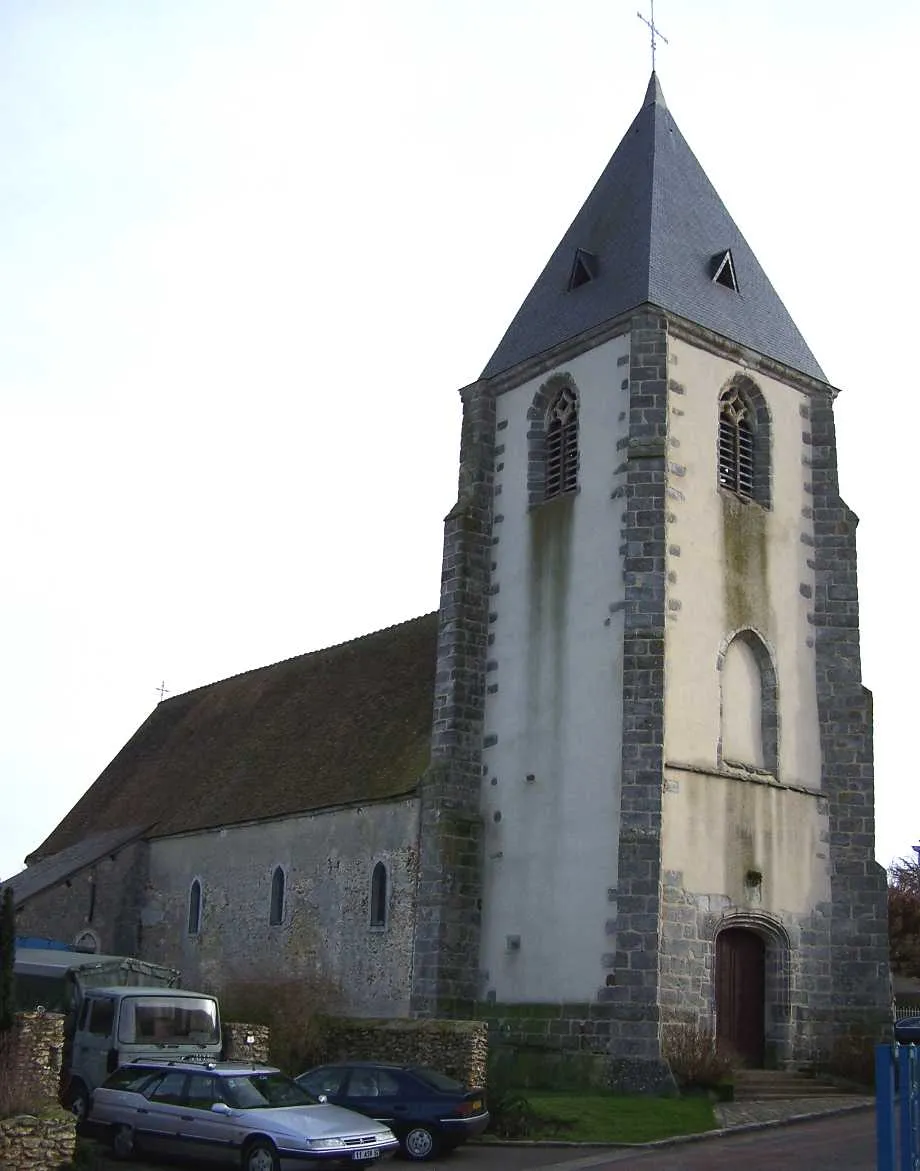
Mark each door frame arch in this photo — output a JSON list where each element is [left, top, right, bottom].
[[712, 911, 792, 1068]]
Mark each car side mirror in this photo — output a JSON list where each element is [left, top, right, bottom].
[[211, 1102, 233, 1115]]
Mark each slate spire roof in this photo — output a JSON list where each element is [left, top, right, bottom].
[[482, 73, 825, 383]]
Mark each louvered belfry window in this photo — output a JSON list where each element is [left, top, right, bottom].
[[545, 386, 578, 499], [718, 388, 754, 499]]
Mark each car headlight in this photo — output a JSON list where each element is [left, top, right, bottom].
[[304, 1137, 346, 1151]]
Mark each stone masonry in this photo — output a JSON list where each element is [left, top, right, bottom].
[[412, 379, 495, 1015], [809, 391, 890, 1047], [604, 310, 675, 1091]]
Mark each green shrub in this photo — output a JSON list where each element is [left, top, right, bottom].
[[486, 1085, 542, 1138], [484, 1050, 540, 1138]]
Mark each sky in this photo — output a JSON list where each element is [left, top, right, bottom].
[[1, 0, 917, 884]]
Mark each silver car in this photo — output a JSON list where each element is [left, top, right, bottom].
[[87, 1057, 399, 1169]]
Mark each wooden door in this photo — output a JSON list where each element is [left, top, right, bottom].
[[716, 928, 765, 1066]]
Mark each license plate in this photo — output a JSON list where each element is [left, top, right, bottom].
[[352, 1150, 378, 1161]]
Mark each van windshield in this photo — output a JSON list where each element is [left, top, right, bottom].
[[117, 996, 220, 1046]]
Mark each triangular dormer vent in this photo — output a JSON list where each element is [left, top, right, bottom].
[[711, 249, 739, 292], [568, 249, 597, 291]]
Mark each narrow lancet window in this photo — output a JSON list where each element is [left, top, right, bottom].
[[545, 386, 578, 499], [370, 862, 387, 928], [269, 866, 285, 926], [718, 387, 754, 499], [188, 879, 202, 936]]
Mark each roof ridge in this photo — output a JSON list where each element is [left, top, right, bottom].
[[158, 610, 439, 706]]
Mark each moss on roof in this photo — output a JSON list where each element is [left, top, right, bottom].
[[31, 613, 438, 861]]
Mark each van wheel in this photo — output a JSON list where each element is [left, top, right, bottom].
[[242, 1138, 280, 1171], [67, 1080, 90, 1122], [111, 1124, 135, 1160]]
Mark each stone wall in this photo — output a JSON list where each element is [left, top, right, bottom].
[[607, 311, 671, 1088], [0, 1113, 75, 1171], [0, 1014, 73, 1171], [452, 1000, 672, 1093], [0, 1013, 64, 1108], [223, 1021, 271, 1063], [413, 378, 494, 1014], [320, 1018, 488, 1088], [141, 801, 420, 1016], [808, 392, 891, 1044], [14, 840, 149, 956]]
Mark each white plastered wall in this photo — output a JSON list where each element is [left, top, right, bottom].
[[662, 337, 827, 916], [480, 334, 629, 1002]]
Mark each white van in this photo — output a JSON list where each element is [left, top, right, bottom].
[[13, 946, 222, 1118], [68, 985, 222, 1117]]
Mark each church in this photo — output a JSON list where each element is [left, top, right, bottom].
[[10, 73, 890, 1085]]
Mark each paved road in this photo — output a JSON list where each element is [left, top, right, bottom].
[[84, 1108, 878, 1171], [465, 1108, 876, 1171]]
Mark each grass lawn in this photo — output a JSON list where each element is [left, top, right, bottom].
[[511, 1091, 718, 1143]]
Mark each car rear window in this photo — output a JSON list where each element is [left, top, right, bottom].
[[410, 1068, 465, 1092]]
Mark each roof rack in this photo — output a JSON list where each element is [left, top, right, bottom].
[[128, 1055, 218, 1069], [127, 1055, 275, 1071]]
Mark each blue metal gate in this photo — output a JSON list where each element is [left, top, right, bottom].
[[877, 1043, 920, 1170]]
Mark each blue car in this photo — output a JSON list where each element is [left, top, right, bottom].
[[895, 1017, 920, 1043], [295, 1062, 489, 1162]]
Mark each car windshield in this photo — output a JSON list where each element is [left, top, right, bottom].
[[222, 1072, 316, 1109], [410, 1068, 465, 1092], [118, 996, 220, 1046]]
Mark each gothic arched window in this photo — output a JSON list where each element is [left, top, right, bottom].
[[187, 879, 202, 936], [545, 386, 578, 500], [370, 862, 387, 929], [269, 866, 285, 926], [718, 386, 755, 499], [718, 630, 778, 776]]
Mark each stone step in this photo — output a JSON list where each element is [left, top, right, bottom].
[[732, 1070, 857, 1101]]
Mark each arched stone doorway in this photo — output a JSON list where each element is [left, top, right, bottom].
[[715, 927, 766, 1066]]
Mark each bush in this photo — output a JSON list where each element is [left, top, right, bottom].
[[486, 1086, 542, 1139], [662, 1021, 735, 1090], [219, 978, 342, 1074], [484, 1050, 540, 1138]]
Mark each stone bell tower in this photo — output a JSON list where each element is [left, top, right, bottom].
[[413, 73, 890, 1083]]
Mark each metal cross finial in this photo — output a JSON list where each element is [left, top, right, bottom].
[[637, 0, 668, 73], [156, 680, 169, 702]]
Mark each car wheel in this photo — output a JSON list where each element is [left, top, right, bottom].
[[402, 1126, 439, 1161], [111, 1124, 135, 1160], [242, 1138, 280, 1171], [66, 1080, 90, 1122]]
